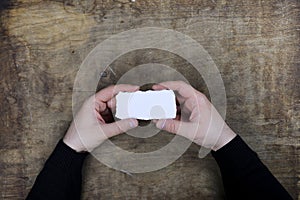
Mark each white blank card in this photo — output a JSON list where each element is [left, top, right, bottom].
[[115, 90, 176, 120]]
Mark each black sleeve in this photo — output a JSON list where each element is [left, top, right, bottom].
[[26, 140, 89, 200], [211, 135, 292, 200]]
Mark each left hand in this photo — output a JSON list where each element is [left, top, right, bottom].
[[63, 84, 139, 152]]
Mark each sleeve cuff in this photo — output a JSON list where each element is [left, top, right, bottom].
[[211, 135, 258, 168], [44, 139, 89, 171]]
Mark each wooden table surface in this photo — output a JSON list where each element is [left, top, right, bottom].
[[0, 0, 299, 199]]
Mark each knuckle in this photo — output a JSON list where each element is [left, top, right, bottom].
[[197, 93, 207, 104], [197, 92, 206, 99], [179, 81, 189, 88], [178, 80, 185, 85], [167, 122, 177, 133], [107, 84, 116, 91], [114, 122, 124, 133]]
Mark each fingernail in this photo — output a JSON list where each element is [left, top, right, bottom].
[[129, 119, 137, 128], [160, 119, 166, 129]]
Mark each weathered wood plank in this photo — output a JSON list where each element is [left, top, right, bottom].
[[0, 0, 299, 199]]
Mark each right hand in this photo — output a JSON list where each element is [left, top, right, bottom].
[[152, 81, 236, 151]]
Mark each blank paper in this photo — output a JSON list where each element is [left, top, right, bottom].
[[115, 90, 176, 120]]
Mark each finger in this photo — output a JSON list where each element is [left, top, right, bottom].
[[175, 114, 181, 121], [95, 110, 105, 123], [155, 81, 196, 100], [152, 119, 158, 123], [152, 84, 168, 90], [95, 84, 139, 103], [155, 119, 189, 135], [94, 84, 139, 113], [156, 119, 199, 142], [153, 84, 186, 105], [182, 98, 199, 112], [107, 97, 116, 113], [175, 93, 186, 104], [189, 107, 201, 122], [102, 118, 138, 138]]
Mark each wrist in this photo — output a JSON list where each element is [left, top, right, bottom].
[[63, 123, 87, 153], [212, 125, 237, 151], [63, 137, 85, 153]]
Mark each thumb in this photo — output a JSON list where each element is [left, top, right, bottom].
[[102, 118, 138, 138], [156, 119, 189, 135]]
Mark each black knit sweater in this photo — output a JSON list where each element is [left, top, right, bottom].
[[26, 136, 292, 200]]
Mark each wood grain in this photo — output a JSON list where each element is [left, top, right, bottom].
[[0, 0, 299, 199]]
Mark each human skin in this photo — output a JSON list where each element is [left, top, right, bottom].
[[63, 84, 139, 152], [152, 81, 236, 151], [64, 82, 236, 152]]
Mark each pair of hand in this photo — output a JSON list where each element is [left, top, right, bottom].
[[63, 81, 236, 152]]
